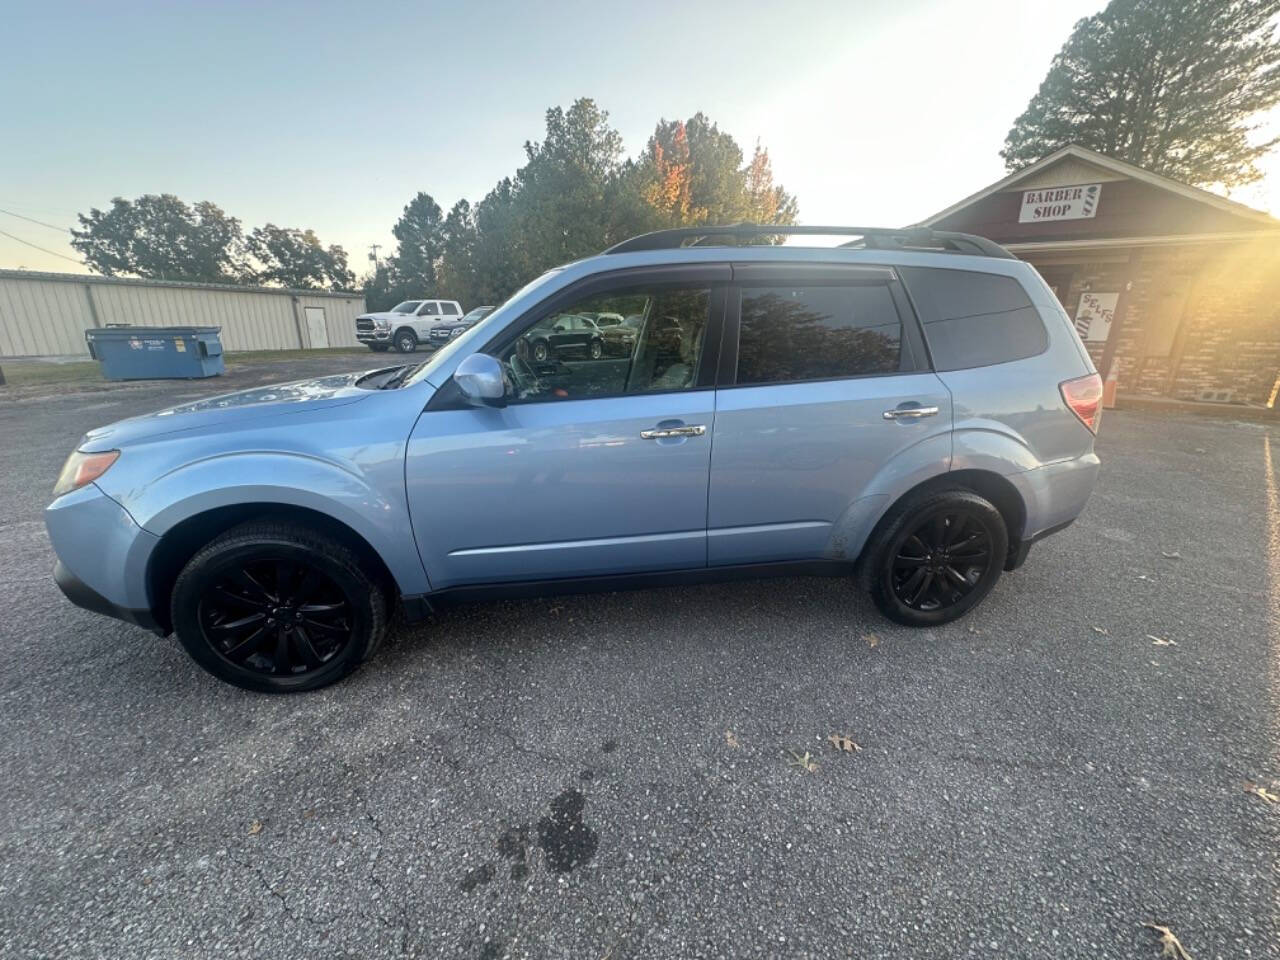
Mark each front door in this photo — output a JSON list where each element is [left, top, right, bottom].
[[406, 271, 727, 590], [708, 266, 951, 564]]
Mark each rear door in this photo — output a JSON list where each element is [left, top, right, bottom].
[[707, 263, 952, 565]]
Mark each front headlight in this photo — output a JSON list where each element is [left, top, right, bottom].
[[375, 319, 391, 329], [53, 449, 120, 498]]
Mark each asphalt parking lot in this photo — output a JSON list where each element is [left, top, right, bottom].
[[1, 357, 1277, 960]]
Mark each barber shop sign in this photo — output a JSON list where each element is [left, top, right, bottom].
[[1019, 183, 1101, 223]]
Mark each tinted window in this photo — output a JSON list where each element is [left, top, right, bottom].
[[899, 267, 1047, 371], [495, 286, 711, 401], [442, 302, 459, 315], [735, 285, 901, 385], [418, 302, 440, 316]]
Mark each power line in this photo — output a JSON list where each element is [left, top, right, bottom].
[[0, 228, 83, 265], [0, 207, 71, 233]]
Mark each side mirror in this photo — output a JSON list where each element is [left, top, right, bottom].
[[454, 353, 506, 407]]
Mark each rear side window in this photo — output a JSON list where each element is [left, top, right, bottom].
[[442, 302, 459, 315], [898, 267, 1046, 371], [735, 285, 902, 385]]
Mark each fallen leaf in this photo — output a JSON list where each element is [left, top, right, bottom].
[[787, 750, 818, 773], [827, 733, 862, 753], [1245, 782, 1279, 805], [724, 730, 740, 749], [1148, 635, 1177, 646], [1141, 923, 1193, 960], [303, 809, 316, 820], [863, 633, 880, 648], [248, 820, 263, 836], [1092, 626, 1109, 636], [1161, 551, 1182, 561]]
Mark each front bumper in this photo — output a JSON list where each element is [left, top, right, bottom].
[[54, 560, 163, 634], [45, 483, 163, 634], [356, 329, 392, 343]]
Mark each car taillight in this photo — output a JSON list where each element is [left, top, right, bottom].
[[1060, 373, 1103, 433]]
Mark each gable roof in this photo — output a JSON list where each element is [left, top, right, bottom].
[[918, 144, 1278, 228]]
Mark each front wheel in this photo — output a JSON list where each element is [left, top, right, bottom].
[[394, 329, 417, 353], [170, 522, 387, 692], [866, 489, 1007, 627]]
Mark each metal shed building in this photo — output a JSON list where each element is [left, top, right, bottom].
[[0, 269, 367, 358]]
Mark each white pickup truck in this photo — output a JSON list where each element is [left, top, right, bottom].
[[354, 299, 464, 353]]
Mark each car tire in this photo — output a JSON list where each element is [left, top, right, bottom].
[[170, 521, 387, 693], [589, 338, 603, 360], [865, 488, 1007, 627], [532, 340, 549, 362], [394, 329, 417, 353]]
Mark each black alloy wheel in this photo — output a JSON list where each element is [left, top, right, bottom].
[[199, 558, 353, 677], [868, 489, 1008, 626], [171, 522, 386, 692], [891, 512, 991, 611]]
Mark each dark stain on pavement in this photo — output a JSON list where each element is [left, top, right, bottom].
[[459, 862, 495, 892], [601, 739, 617, 753], [537, 788, 598, 874]]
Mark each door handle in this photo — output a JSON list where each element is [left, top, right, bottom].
[[641, 424, 707, 439], [882, 405, 939, 420]]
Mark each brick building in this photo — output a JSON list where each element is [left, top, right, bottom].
[[921, 145, 1280, 410]]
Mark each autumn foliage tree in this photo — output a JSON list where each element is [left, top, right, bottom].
[[365, 100, 800, 308]]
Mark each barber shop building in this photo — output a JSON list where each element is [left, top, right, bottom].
[[922, 145, 1280, 411]]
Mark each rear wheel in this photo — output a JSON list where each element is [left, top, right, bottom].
[[170, 522, 387, 692], [532, 340, 549, 362], [867, 489, 1007, 626], [589, 338, 603, 359]]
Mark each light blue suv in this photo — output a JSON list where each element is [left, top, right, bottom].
[[46, 226, 1102, 692]]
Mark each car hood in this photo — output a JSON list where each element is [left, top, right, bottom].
[[358, 311, 414, 322], [80, 371, 384, 450]]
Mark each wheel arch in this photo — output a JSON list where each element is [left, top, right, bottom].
[[146, 503, 398, 633], [852, 469, 1029, 586]]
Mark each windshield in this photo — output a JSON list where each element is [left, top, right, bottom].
[[461, 306, 494, 323], [389, 301, 422, 314], [404, 270, 565, 387]]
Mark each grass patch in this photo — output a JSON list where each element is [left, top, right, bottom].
[[0, 347, 370, 388]]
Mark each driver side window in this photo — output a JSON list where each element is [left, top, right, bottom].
[[494, 285, 711, 402]]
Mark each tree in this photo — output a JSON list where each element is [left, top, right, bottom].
[[389, 99, 801, 306], [1002, 0, 1280, 187], [389, 192, 445, 291], [246, 224, 355, 291], [71, 194, 253, 283]]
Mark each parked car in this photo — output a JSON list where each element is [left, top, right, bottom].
[[521, 313, 605, 361], [355, 299, 464, 353], [601, 313, 644, 356], [46, 224, 1102, 692], [428, 305, 494, 346]]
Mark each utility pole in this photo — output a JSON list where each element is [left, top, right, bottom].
[[368, 243, 382, 270]]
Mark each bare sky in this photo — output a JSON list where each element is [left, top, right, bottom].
[[2, 0, 1277, 275]]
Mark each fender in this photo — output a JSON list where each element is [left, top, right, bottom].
[[823, 430, 952, 561], [111, 450, 431, 596]]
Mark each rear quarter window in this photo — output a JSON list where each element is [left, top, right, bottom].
[[898, 267, 1047, 371]]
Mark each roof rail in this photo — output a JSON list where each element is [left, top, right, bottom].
[[602, 224, 1015, 259]]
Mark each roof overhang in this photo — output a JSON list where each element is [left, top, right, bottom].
[[918, 145, 1278, 229]]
